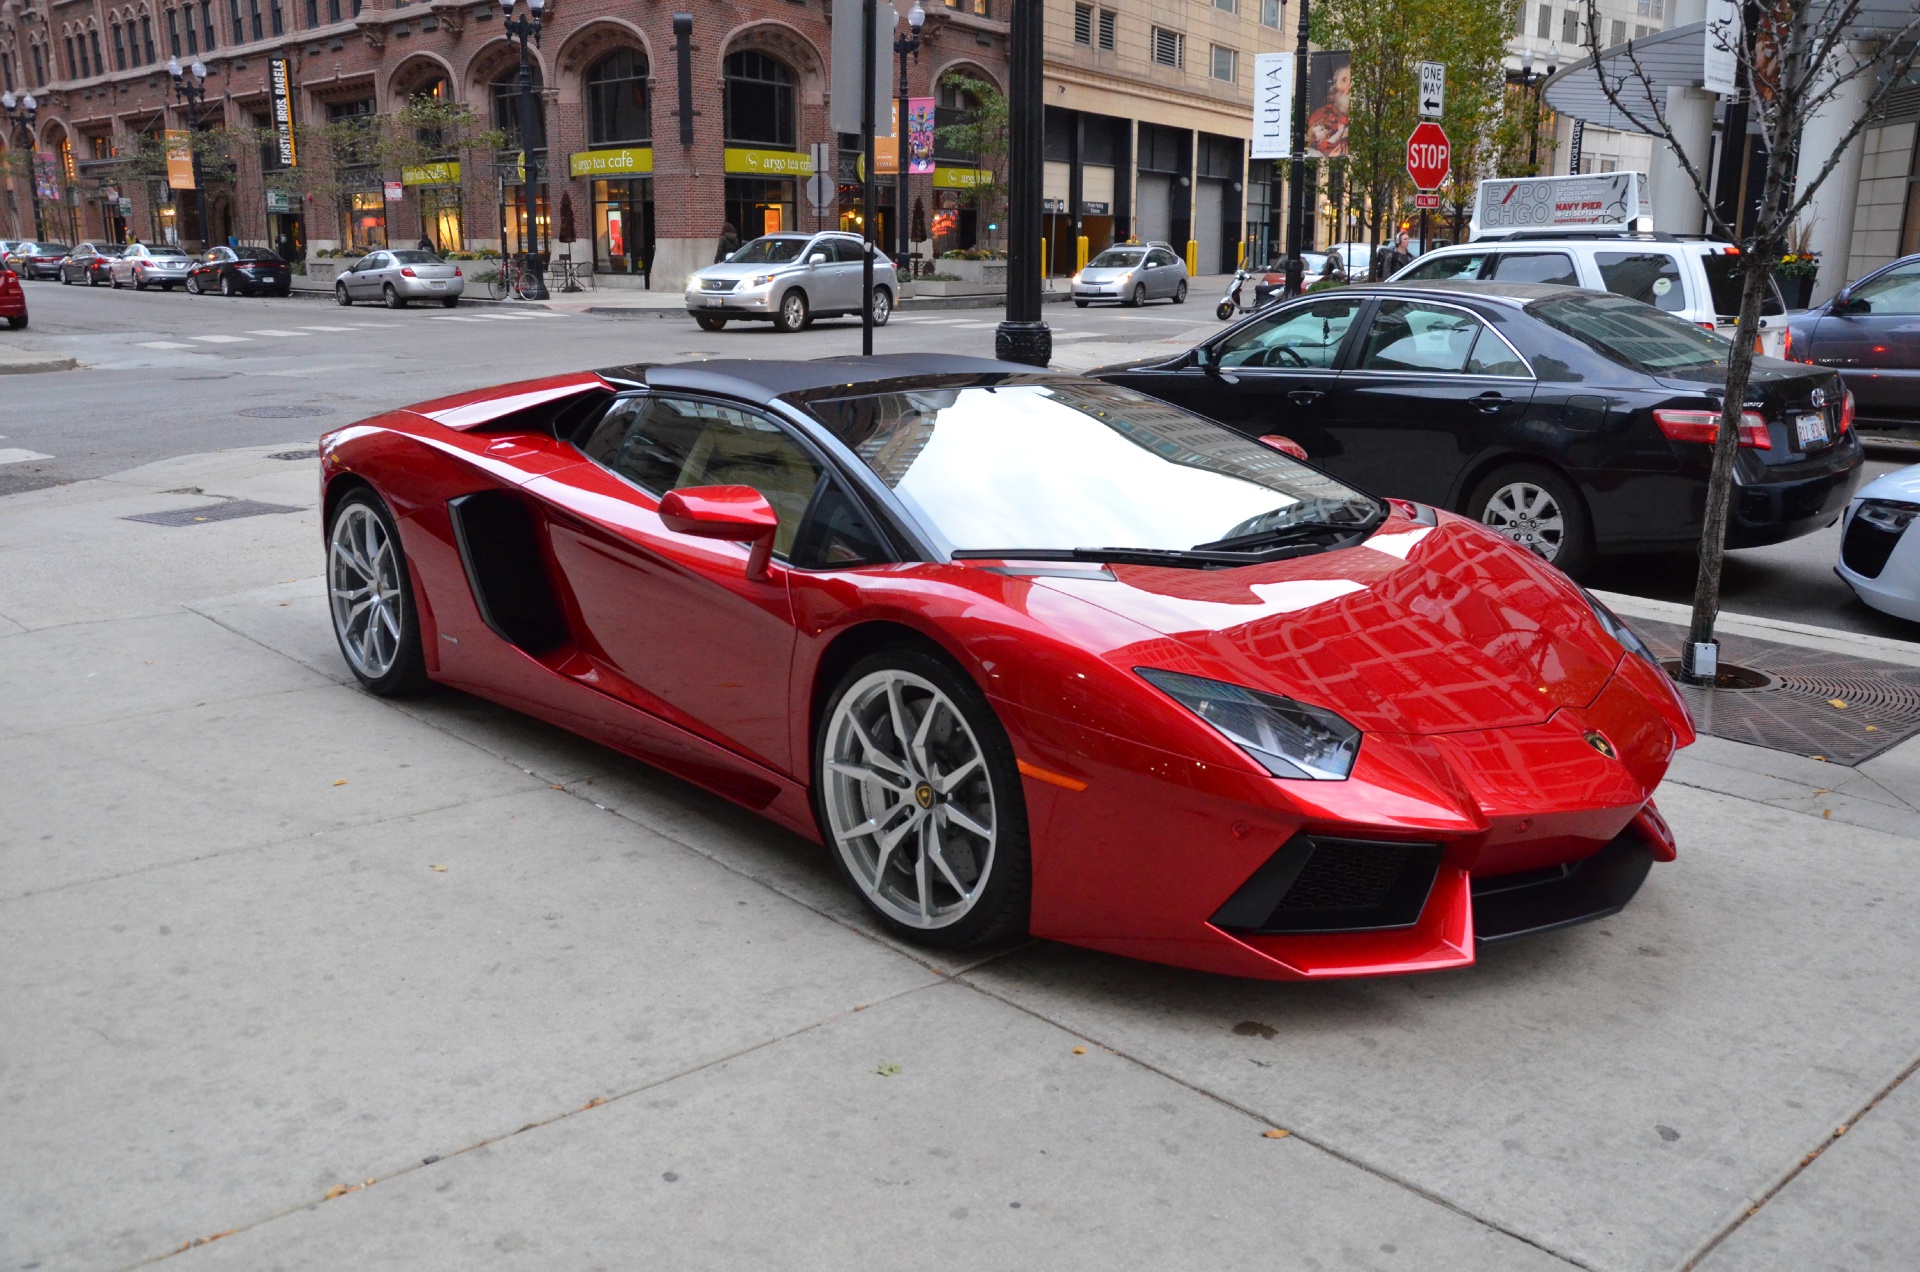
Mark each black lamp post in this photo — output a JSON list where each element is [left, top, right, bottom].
[[1, 90, 48, 241], [1514, 50, 1555, 174], [499, 0, 549, 300], [1282, 0, 1311, 297], [995, 0, 1049, 367], [166, 57, 210, 248], [893, 0, 926, 276]]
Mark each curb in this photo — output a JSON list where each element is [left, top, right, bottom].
[[1597, 589, 1920, 669], [0, 350, 80, 374]]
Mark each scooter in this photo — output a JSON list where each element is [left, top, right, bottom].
[[1216, 267, 1260, 321]]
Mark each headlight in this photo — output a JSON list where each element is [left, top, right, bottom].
[[749, 273, 776, 287], [1582, 590, 1657, 665], [1858, 499, 1920, 535], [1136, 668, 1360, 780], [1070, 272, 1082, 285]]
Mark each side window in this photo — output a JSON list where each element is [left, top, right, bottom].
[[577, 396, 825, 558], [1356, 300, 1480, 373], [788, 478, 892, 569], [1465, 325, 1532, 377], [1215, 297, 1363, 369], [1851, 262, 1920, 315], [1149, 249, 1176, 268], [832, 239, 866, 264], [1400, 252, 1487, 282], [1488, 252, 1579, 286], [1595, 252, 1686, 312]]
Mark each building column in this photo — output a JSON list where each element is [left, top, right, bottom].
[[1795, 42, 1874, 305], [1649, 86, 1714, 234]]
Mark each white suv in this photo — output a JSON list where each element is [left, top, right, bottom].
[[1389, 233, 1788, 357]]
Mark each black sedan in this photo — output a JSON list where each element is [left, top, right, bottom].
[[1784, 254, 1919, 442], [185, 246, 293, 297], [1092, 280, 1866, 578], [58, 243, 127, 286]]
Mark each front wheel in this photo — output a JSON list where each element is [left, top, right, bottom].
[[335, 283, 352, 306], [815, 649, 1030, 949], [773, 288, 810, 333], [694, 314, 729, 332], [869, 286, 892, 326], [1216, 300, 1236, 321], [1074, 299, 1089, 308], [1466, 463, 1595, 580], [1128, 284, 1147, 308], [326, 489, 431, 697]]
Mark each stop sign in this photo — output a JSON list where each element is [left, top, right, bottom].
[[1406, 121, 1450, 190]]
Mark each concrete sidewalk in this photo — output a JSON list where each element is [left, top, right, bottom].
[[3, 443, 1919, 1271]]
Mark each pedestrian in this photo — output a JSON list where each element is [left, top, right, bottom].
[[715, 223, 741, 262], [1385, 230, 1414, 277], [417, 235, 436, 255]]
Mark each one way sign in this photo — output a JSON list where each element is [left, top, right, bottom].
[[1418, 62, 1445, 119]]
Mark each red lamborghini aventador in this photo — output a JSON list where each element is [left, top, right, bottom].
[[320, 354, 1693, 980]]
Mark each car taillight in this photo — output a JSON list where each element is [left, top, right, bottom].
[[1780, 327, 1793, 361], [1838, 389, 1855, 435], [453, 267, 462, 277], [401, 267, 417, 277], [1654, 407, 1772, 449]]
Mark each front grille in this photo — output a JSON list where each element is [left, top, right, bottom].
[[1278, 841, 1411, 910], [700, 278, 738, 292], [1842, 513, 1903, 579], [1211, 834, 1444, 935]]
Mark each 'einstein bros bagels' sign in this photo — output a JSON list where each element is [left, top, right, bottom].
[[569, 147, 656, 179]]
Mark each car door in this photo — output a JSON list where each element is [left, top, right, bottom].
[[1143, 247, 1174, 297], [528, 393, 818, 774], [1317, 297, 1537, 505], [831, 237, 871, 312], [1808, 260, 1920, 427], [348, 253, 381, 298]]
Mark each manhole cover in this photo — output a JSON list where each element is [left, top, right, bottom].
[[124, 500, 304, 527], [268, 449, 317, 461], [238, 405, 335, 419], [1634, 617, 1920, 765]]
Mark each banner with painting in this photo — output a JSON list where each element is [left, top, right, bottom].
[[1305, 51, 1351, 160]]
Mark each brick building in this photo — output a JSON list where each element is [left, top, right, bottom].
[[0, 0, 1009, 288]]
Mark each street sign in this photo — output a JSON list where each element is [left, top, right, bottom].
[[805, 143, 833, 210], [1415, 192, 1440, 209], [1406, 121, 1450, 190], [1418, 62, 1445, 119]]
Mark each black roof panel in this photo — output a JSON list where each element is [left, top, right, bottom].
[[628, 353, 1046, 404]]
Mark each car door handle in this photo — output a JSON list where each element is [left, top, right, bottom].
[[1474, 393, 1510, 413], [1287, 389, 1323, 405]]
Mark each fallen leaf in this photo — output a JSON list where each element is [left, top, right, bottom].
[[1814, 756, 1828, 762], [332, 779, 348, 787], [583, 1097, 605, 1109], [1865, 725, 1877, 732], [876, 1062, 902, 1077], [1072, 1046, 1087, 1055], [1829, 699, 1848, 710], [1812, 788, 1830, 795], [1262, 1128, 1290, 1139], [430, 864, 447, 872], [324, 1184, 351, 1200], [1823, 809, 1832, 818], [550, 783, 565, 790], [1835, 1124, 1850, 1137], [363, 1177, 375, 1186]]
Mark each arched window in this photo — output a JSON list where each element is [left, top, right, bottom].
[[90, 27, 105, 73], [585, 49, 649, 146], [492, 63, 545, 151], [112, 20, 127, 69], [723, 50, 793, 149]]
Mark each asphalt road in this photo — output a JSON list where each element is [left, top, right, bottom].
[[2, 277, 1913, 640]]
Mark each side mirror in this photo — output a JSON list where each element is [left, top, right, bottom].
[[1258, 434, 1310, 460], [808, 253, 828, 266], [1836, 293, 1870, 316], [658, 485, 780, 580], [723, 251, 736, 262]]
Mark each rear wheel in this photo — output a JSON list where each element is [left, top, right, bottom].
[[441, 295, 459, 308], [335, 283, 352, 307], [1467, 463, 1595, 579], [326, 489, 431, 697], [1174, 279, 1188, 303], [186, 275, 202, 295], [815, 649, 1029, 949], [383, 283, 407, 310], [5, 315, 25, 330], [869, 285, 892, 326], [773, 287, 809, 333], [694, 314, 729, 331], [220, 274, 235, 297]]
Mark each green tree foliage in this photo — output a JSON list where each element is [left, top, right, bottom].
[[932, 74, 1008, 250]]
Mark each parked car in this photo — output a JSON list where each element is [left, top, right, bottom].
[[1836, 462, 1920, 623], [186, 246, 293, 297], [6, 242, 71, 280], [59, 243, 127, 286], [319, 352, 1692, 980], [332, 248, 463, 308], [1390, 232, 1790, 358], [1251, 251, 1335, 308], [685, 231, 897, 332], [1089, 280, 1865, 579], [0, 262, 26, 329], [110, 244, 194, 290], [1783, 254, 1920, 441], [1071, 242, 1189, 307]]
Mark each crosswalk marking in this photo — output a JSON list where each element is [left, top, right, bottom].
[[0, 448, 54, 465], [136, 340, 196, 349], [476, 313, 536, 321], [246, 329, 306, 337], [430, 315, 486, 322], [192, 334, 251, 344], [297, 325, 356, 332]]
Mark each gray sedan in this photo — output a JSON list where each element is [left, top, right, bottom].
[[334, 249, 463, 308], [110, 244, 193, 290], [1071, 244, 1188, 307]]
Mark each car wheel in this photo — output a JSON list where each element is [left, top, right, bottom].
[[441, 295, 458, 308], [87, 271, 101, 287], [815, 648, 1030, 949], [1174, 279, 1188, 303], [773, 288, 809, 333], [221, 275, 235, 297], [694, 314, 729, 331], [326, 489, 431, 697], [1128, 283, 1146, 308], [60, 271, 71, 286], [1074, 299, 1089, 308], [1467, 463, 1595, 579], [6, 315, 25, 330], [186, 275, 202, 295], [335, 283, 353, 307], [134, 277, 147, 291], [383, 283, 407, 310], [110, 274, 122, 289], [869, 286, 892, 326]]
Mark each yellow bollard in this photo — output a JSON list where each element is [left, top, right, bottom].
[[1186, 240, 1199, 276], [1237, 240, 1246, 267], [1076, 235, 1089, 272]]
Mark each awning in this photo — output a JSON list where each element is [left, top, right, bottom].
[[1541, 23, 1710, 135]]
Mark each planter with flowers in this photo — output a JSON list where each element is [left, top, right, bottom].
[[1777, 252, 1821, 310]]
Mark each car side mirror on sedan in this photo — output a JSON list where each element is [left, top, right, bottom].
[[657, 485, 780, 581], [1833, 291, 1871, 316]]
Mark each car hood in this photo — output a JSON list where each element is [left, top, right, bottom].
[[1855, 461, 1920, 504], [1025, 514, 1626, 736], [1079, 266, 1141, 280]]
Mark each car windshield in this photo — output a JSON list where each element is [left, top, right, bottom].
[[806, 380, 1382, 559], [727, 236, 812, 265], [1700, 253, 1785, 318], [1529, 293, 1729, 373], [1089, 249, 1146, 268], [234, 247, 282, 261], [147, 247, 189, 258]]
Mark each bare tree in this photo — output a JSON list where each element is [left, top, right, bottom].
[[1579, 0, 1920, 679]]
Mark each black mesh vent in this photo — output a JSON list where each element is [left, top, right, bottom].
[[1211, 835, 1443, 935], [1842, 515, 1901, 580], [1277, 841, 1411, 911]]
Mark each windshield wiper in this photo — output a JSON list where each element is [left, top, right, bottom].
[[950, 543, 1334, 570], [1190, 516, 1379, 553]]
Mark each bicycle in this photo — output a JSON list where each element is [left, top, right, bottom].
[[486, 254, 542, 301]]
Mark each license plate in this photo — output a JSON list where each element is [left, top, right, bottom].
[[430, 281, 446, 289], [1795, 413, 1828, 447], [704, 296, 724, 307]]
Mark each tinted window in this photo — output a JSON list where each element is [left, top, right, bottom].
[[1356, 301, 1480, 373], [1596, 252, 1685, 311], [788, 479, 891, 569], [1398, 252, 1486, 282], [578, 396, 823, 558], [806, 381, 1379, 555], [36, 244, 72, 254], [95, 246, 127, 257], [1149, 249, 1178, 268], [1090, 248, 1146, 268], [830, 239, 866, 264], [1488, 252, 1578, 286], [1700, 253, 1785, 318], [1850, 262, 1920, 315], [729, 236, 810, 265], [1530, 293, 1729, 372], [1466, 327, 1531, 377], [1215, 297, 1362, 369]]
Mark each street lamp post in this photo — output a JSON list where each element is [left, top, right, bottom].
[[500, 0, 550, 300], [995, 0, 1049, 367], [1, 91, 47, 241], [1515, 50, 1555, 174], [893, 0, 926, 279], [1283, 0, 1311, 297], [167, 57, 210, 248]]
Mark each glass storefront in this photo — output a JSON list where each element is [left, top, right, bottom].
[[502, 185, 550, 257], [417, 187, 464, 253], [592, 178, 653, 276], [345, 191, 386, 250], [725, 176, 795, 241]]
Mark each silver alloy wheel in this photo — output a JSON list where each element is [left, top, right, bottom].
[[781, 290, 807, 330], [1481, 480, 1566, 561], [871, 287, 891, 325], [822, 668, 997, 930], [328, 503, 405, 680]]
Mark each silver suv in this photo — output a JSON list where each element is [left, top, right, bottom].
[[1390, 233, 1788, 357], [686, 232, 897, 333]]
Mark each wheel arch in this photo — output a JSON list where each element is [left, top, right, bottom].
[[1448, 449, 1588, 521], [806, 619, 965, 744]]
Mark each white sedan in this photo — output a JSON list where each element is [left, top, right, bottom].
[[1837, 462, 1920, 622]]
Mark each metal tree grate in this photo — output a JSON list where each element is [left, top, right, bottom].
[[1631, 617, 1920, 765], [124, 500, 305, 527], [268, 449, 317, 461]]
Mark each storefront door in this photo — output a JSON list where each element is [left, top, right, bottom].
[[593, 177, 655, 276], [726, 177, 796, 242]]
